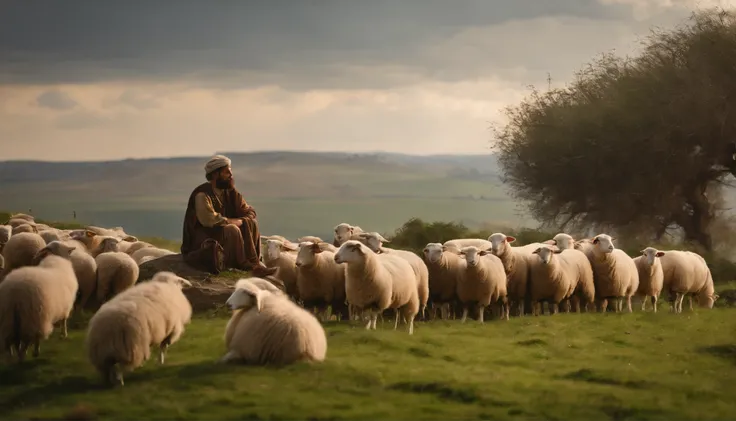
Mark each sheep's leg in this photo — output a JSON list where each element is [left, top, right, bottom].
[[365, 310, 373, 330], [16, 343, 27, 363], [61, 318, 69, 339], [370, 312, 378, 330], [159, 341, 169, 364], [478, 304, 485, 323], [406, 315, 415, 335], [626, 296, 633, 313], [688, 296, 694, 311], [675, 293, 685, 313], [461, 306, 468, 323], [219, 350, 241, 364], [641, 295, 648, 311], [518, 301, 524, 318], [652, 295, 658, 313], [393, 309, 400, 330]]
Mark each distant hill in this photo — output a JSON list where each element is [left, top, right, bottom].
[[0, 151, 535, 242]]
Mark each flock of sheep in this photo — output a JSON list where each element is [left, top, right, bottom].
[[0, 214, 720, 387]]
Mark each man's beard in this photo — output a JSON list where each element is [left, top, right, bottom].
[[215, 177, 234, 190]]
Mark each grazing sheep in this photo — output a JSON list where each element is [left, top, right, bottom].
[[95, 252, 140, 305], [261, 238, 299, 300], [423, 243, 465, 320], [487, 233, 546, 316], [659, 250, 716, 313], [578, 234, 639, 313], [0, 232, 47, 279], [85, 271, 192, 386], [334, 240, 419, 334], [633, 247, 665, 312], [221, 278, 327, 366], [333, 223, 364, 246], [529, 245, 595, 315], [294, 241, 348, 321], [356, 232, 430, 320], [450, 246, 508, 322], [0, 242, 79, 362]]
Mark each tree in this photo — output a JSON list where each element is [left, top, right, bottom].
[[492, 8, 736, 252]]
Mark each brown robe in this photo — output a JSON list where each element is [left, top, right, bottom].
[[181, 182, 261, 269]]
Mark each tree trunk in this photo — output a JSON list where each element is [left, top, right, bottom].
[[677, 182, 714, 252]]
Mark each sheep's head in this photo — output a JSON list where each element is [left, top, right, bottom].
[[458, 246, 491, 266], [264, 239, 298, 261], [423, 243, 445, 263], [0, 225, 11, 245], [591, 234, 615, 254], [532, 245, 562, 264], [99, 236, 121, 253], [295, 241, 329, 267], [227, 281, 269, 312], [640, 247, 665, 267], [548, 233, 575, 250], [334, 240, 368, 264], [70, 229, 97, 243], [488, 232, 516, 255], [151, 271, 192, 288], [33, 240, 76, 264], [334, 223, 356, 244], [356, 232, 389, 253]]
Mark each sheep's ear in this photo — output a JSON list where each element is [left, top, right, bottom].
[[122, 235, 137, 242], [479, 249, 490, 256], [543, 239, 556, 245], [610, 237, 616, 242], [357, 232, 370, 239], [85, 230, 96, 238], [552, 246, 562, 254], [639, 249, 646, 255], [179, 278, 193, 288], [350, 243, 363, 253], [281, 242, 298, 252], [254, 289, 267, 312], [656, 251, 665, 257], [310, 243, 323, 254], [532, 247, 541, 254], [592, 237, 599, 244], [506, 236, 516, 243], [377, 234, 390, 243]]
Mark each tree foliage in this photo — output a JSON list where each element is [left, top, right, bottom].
[[492, 8, 736, 251]]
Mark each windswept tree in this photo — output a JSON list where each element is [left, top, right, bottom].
[[492, 8, 736, 252]]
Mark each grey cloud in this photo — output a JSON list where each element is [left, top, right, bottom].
[[35, 90, 77, 110], [0, 0, 691, 90]]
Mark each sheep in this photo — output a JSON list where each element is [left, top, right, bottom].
[[85, 271, 192, 386], [633, 247, 665, 312], [528, 245, 595, 315], [578, 234, 639, 312], [294, 241, 348, 321], [0, 232, 47, 280], [658, 250, 716, 313], [333, 223, 364, 246], [356, 232, 429, 320], [334, 240, 419, 334], [443, 238, 493, 251], [31, 240, 98, 310], [449, 246, 508, 322], [234, 276, 287, 296], [12, 223, 38, 235], [5, 213, 34, 223], [0, 224, 11, 251], [486, 233, 547, 316], [95, 252, 140, 305], [261, 234, 294, 244], [545, 233, 577, 251], [39, 229, 63, 244], [422, 243, 465, 320], [221, 278, 327, 366], [6, 217, 34, 229], [296, 235, 324, 244], [0, 241, 79, 362], [130, 247, 176, 265], [261, 238, 299, 300]]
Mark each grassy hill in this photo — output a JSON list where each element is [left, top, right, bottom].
[[0, 151, 533, 242]]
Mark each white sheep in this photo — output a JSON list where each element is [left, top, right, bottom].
[[261, 238, 299, 300], [451, 246, 508, 322], [0, 232, 47, 279], [130, 247, 176, 265], [487, 233, 546, 316], [356, 232, 429, 320], [221, 278, 327, 366], [333, 223, 364, 246], [545, 233, 577, 251], [633, 247, 665, 312], [443, 238, 493, 251], [85, 271, 192, 386], [234, 276, 287, 296], [294, 241, 348, 321], [577, 234, 639, 312], [422, 243, 465, 320], [0, 224, 11, 252], [0, 241, 79, 362], [31, 240, 98, 310], [95, 251, 140, 305], [529, 245, 595, 315], [659, 250, 716, 313], [334, 240, 419, 334]]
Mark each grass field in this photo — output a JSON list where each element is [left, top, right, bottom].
[[2, 309, 736, 420]]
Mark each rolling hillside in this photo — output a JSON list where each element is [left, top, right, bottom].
[[0, 151, 532, 242]]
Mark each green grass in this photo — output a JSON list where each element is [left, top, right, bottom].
[[2, 309, 736, 420]]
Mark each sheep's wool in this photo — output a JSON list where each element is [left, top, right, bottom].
[[205, 155, 232, 175]]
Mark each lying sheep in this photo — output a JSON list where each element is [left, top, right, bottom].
[[487, 233, 546, 316], [333, 223, 364, 246], [221, 278, 327, 366], [0, 241, 79, 362], [261, 238, 299, 300], [529, 245, 595, 315], [0, 232, 47, 280], [578, 234, 639, 312], [130, 247, 176, 265], [335, 240, 419, 334], [86, 271, 192, 386], [633, 247, 665, 312], [295, 241, 348, 321], [453, 246, 508, 322], [659, 250, 716, 313], [356, 232, 429, 320], [423, 243, 465, 320], [95, 251, 140, 305]]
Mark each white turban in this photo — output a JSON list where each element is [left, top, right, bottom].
[[204, 154, 232, 175]]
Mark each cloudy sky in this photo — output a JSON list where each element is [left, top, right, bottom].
[[0, 0, 732, 161]]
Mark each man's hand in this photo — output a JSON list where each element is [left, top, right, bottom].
[[226, 218, 243, 227]]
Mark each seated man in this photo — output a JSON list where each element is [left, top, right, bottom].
[[181, 154, 277, 278]]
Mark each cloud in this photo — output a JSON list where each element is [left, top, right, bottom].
[[35, 90, 77, 110]]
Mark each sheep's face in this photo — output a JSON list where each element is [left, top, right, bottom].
[[334, 240, 365, 264], [532, 245, 561, 264], [552, 233, 575, 250], [0, 225, 11, 245], [295, 242, 324, 267], [459, 246, 489, 266], [99, 237, 120, 253], [265, 239, 298, 261], [226, 287, 266, 312], [640, 247, 665, 267], [488, 233, 515, 255], [591, 234, 615, 254], [423, 243, 444, 263], [334, 223, 354, 244]]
